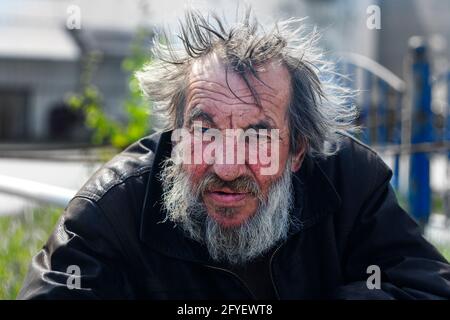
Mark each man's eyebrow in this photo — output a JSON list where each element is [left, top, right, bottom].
[[244, 120, 274, 131], [187, 107, 215, 127]]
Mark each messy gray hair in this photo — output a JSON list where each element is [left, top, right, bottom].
[[136, 8, 358, 157]]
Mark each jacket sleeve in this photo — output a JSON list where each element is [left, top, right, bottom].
[[17, 197, 135, 299], [334, 157, 450, 300]]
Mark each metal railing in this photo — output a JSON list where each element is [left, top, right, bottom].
[[340, 37, 450, 226], [0, 174, 76, 207]]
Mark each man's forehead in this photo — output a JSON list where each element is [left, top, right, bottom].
[[188, 54, 291, 100]]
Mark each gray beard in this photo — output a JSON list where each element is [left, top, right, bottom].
[[159, 158, 294, 265]]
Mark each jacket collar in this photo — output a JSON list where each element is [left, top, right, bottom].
[[139, 130, 342, 264]]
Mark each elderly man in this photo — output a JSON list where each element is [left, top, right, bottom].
[[19, 9, 450, 300]]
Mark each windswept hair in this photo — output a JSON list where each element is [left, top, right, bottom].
[[136, 7, 358, 157]]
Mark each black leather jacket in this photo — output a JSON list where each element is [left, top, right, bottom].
[[18, 131, 450, 299]]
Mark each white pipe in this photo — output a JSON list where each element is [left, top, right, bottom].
[[0, 174, 76, 207], [339, 52, 406, 92]]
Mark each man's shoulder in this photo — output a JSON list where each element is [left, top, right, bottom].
[[336, 132, 388, 166], [315, 133, 393, 191], [74, 131, 168, 202]]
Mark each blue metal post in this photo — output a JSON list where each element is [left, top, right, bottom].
[[408, 37, 432, 228], [377, 80, 388, 144], [391, 92, 402, 191]]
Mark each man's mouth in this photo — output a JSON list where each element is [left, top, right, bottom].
[[205, 188, 250, 205]]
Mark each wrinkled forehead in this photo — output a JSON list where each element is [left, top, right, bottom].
[[187, 53, 292, 106]]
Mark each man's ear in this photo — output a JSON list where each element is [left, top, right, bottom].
[[290, 140, 307, 173]]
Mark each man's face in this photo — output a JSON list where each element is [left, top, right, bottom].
[[180, 54, 301, 228]]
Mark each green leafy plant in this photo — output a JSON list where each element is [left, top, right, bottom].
[[68, 28, 152, 150]]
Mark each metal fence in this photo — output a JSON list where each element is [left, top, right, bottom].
[[339, 36, 450, 228]]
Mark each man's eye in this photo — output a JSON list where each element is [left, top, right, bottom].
[[258, 133, 271, 141], [192, 126, 210, 136]]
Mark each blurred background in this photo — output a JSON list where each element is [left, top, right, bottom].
[[1, 0, 450, 299]]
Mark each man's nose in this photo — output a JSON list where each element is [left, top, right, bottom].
[[207, 131, 245, 181], [212, 163, 246, 182]]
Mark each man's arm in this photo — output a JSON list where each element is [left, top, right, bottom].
[[334, 160, 450, 300], [18, 197, 134, 299]]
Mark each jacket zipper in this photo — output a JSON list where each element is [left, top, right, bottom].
[[204, 243, 283, 300], [203, 264, 257, 300], [269, 244, 282, 299]]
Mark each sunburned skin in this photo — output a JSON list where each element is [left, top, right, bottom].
[[180, 53, 306, 228]]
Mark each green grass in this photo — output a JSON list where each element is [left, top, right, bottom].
[[433, 243, 450, 262], [0, 206, 62, 300], [0, 206, 449, 300]]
